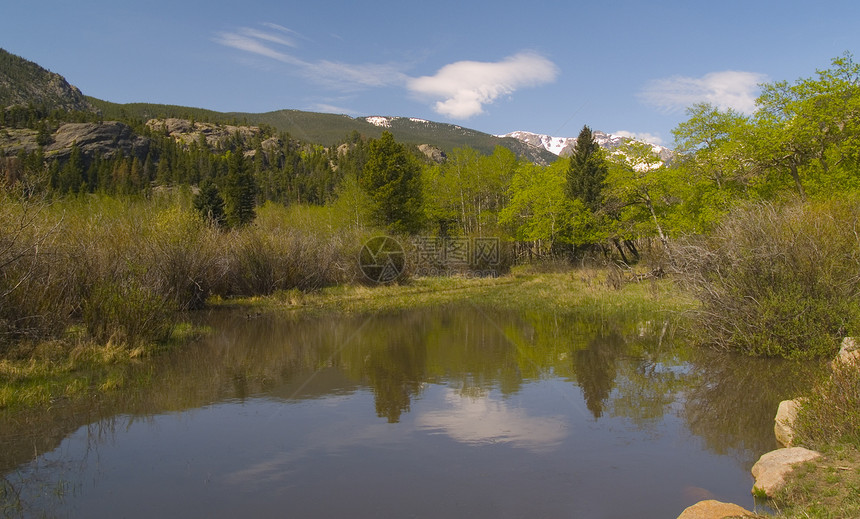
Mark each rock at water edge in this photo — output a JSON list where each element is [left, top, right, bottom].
[[774, 398, 804, 447], [751, 447, 821, 498], [676, 499, 753, 519]]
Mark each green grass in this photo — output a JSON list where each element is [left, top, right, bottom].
[[221, 266, 695, 321], [747, 357, 860, 519], [764, 445, 860, 519], [0, 323, 206, 410]]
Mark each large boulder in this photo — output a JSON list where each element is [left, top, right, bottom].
[[835, 336, 860, 366], [774, 398, 805, 447], [676, 500, 753, 519], [751, 447, 820, 497], [418, 144, 447, 163]]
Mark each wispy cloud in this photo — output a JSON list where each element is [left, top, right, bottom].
[[312, 103, 361, 116], [215, 24, 407, 91], [216, 26, 558, 118], [308, 60, 409, 90], [638, 70, 768, 114], [407, 52, 559, 119], [215, 30, 301, 65], [238, 27, 297, 48]]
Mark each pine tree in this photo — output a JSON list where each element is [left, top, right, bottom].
[[59, 143, 84, 193], [223, 150, 257, 227], [360, 131, 423, 234], [566, 125, 607, 212], [193, 179, 227, 228]]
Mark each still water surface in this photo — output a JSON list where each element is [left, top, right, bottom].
[[1, 305, 822, 518]]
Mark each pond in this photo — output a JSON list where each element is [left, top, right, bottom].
[[0, 304, 823, 518]]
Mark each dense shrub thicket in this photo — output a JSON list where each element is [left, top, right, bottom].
[[794, 358, 860, 448], [0, 192, 369, 351], [674, 198, 860, 358]]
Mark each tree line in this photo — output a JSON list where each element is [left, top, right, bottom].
[[2, 53, 858, 253], [2, 53, 859, 359]]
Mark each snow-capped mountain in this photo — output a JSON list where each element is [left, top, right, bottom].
[[500, 130, 673, 163]]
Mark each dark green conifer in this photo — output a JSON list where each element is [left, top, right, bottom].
[[360, 131, 423, 234], [193, 179, 227, 228], [223, 150, 256, 227], [566, 125, 607, 212]]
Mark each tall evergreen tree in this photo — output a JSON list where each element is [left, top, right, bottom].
[[360, 131, 423, 234], [566, 125, 607, 212], [59, 143, 84, 193], [193, 179, 227, 228], [223, 150, 257, 227]]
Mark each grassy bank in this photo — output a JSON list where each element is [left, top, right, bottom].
[[0, 191, 369, 409], [760, 356, 860, 519], [1, 262, 691, 410], [222, 265, 695, 321]]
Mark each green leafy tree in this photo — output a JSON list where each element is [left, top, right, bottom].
[[670, 103, 753, 233], [330, 173, 373, 230], [422, 146, 516, 237], [500, 160, 588, 256], [604, 142, 675, 255], [751, 53, 860, 199], [360, 131, 423, 234]]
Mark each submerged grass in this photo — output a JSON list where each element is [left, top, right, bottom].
[[0, 323, 206, 410]]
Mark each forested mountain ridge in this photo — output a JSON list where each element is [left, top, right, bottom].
[[0, 48, 95, 113], [88, 99, 559, 164]]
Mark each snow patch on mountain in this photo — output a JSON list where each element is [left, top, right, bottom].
[[500, 130, 673, 163], [365, 116, 392, 128]]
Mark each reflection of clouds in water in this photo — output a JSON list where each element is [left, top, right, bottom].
[[222, 420, 400, 488], [222, 451, 301, 487], [415, 390, 568, 451]]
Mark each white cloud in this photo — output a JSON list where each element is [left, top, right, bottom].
[[638, 70, 768, 114], [407, 52, 559, 119], [613, 130, 664, 146], [312, 103, 360, 115], [415, 389, 568, 452], [217, 28, 558, 117]]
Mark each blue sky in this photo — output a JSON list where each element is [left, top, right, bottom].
[[2, 1, 858, 145]]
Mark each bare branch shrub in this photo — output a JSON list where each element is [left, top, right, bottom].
[[674, 198, 860, 358]]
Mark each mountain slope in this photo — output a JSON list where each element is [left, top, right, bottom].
[[0, 48, 95, 112], [501, 130, 674, 163], [86, 99, 558, 164]]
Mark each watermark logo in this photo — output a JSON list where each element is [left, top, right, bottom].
[[359, 236, 406, 283], [359, 235, 502, 284]]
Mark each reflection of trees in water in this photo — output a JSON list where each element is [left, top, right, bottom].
[[570, 319, 690, 425], [7, 304, 815, 479], [682, 350, 827, 466], [353, 308, 523, 422], [572, 332, 624, 418], [607, 321, 692, 427], [360, 319, 429, 423], [1, 415, 134, 517]]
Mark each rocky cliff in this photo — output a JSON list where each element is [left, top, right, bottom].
[[0, 48, 96, 113]]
